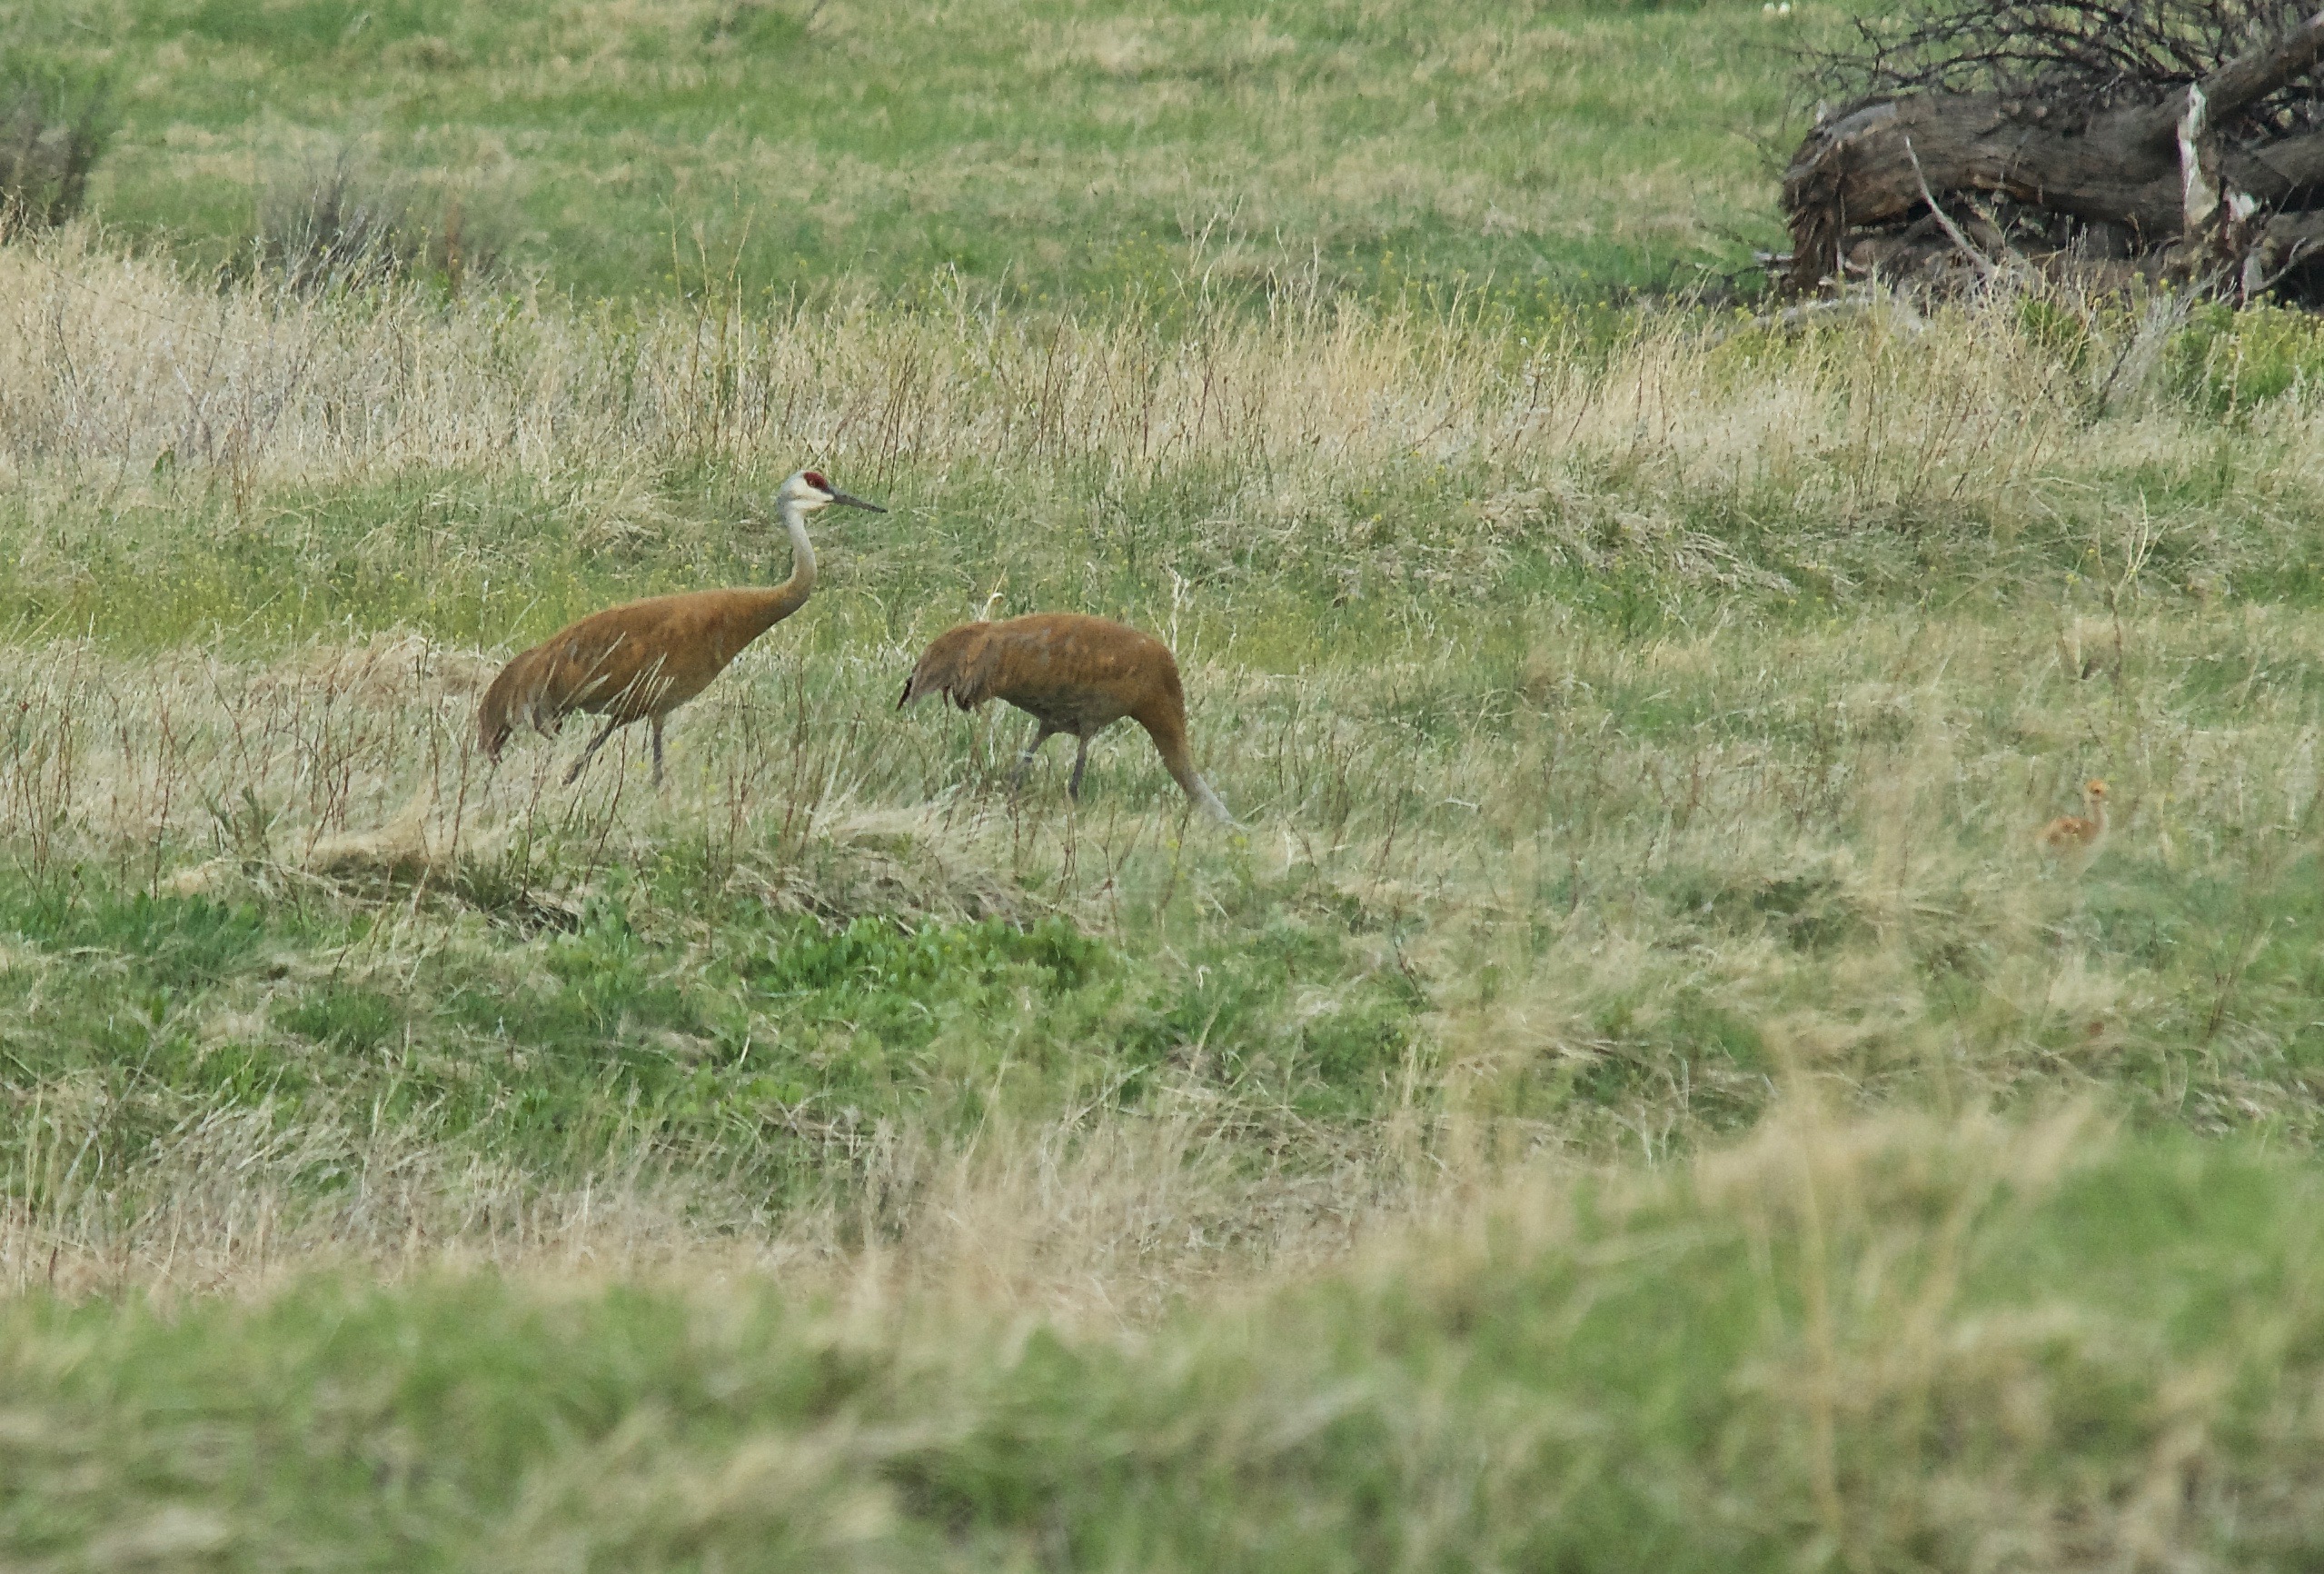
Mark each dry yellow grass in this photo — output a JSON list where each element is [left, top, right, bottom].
[[0, 227, 2285, 525]]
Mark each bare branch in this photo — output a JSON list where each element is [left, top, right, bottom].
[[1906, 137, 2004, 279], [2191, 5, 2324, 123]]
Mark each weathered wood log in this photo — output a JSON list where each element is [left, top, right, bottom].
[[1782, 7, 2324, 295]]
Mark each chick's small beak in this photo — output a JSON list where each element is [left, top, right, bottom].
[[829, 488, 886, 513]]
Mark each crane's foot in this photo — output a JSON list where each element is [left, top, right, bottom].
[[1067, 737, 1090, 800]]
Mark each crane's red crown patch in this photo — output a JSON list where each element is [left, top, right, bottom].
[[802, 471, 830, 492]]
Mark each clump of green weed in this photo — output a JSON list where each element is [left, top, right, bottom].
[[0, 66, 112, 240], [253, 150, 507, 294], [2168, 302, 2324, 415]]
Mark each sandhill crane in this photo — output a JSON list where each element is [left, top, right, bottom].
[[477, 468, 884, 785], [899, 612, 1235, 823], [2037, 779, 2110, 861]]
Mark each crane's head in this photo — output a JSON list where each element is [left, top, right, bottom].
[[779, 468, 886, 515], [2084, 779, 2109, 801]]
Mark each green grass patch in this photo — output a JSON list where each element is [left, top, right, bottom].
[[5, 1120, 2322, 1568], [6, 0, 1803, 306], [0, 860, 1435, 1202]]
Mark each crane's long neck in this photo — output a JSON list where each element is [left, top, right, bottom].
[[733, 497, 818, 639]]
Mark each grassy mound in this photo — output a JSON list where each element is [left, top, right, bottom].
[[5, 1114, 2318, 1569]]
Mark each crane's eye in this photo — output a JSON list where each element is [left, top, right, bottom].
[[801, 471, 830, 492]]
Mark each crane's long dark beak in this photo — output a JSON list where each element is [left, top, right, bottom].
[[829, 489, 886, 513]]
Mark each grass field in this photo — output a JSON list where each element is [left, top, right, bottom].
[[14, 1113, 2324, 1569], [5, 0, 1798, 304], [13, 0, 2324, 1565]]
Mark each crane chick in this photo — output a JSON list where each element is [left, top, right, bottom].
[[478, 468, 883, 785], [899, 612, 1235, 824], [2036, 779, 2110, 861]]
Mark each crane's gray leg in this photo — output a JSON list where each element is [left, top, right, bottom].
[[1011, 723, 1057, 791], [650, 716, 666, 789], [1068, 732, 1092, 801], [566, 716, 621, 784]]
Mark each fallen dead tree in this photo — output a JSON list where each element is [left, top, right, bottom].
[[1783, 1, 2324, 303]]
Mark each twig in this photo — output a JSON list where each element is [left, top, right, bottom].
[[1698, 292, 1922, 346], [2246, 234, 2320, 298], [1904, 137, 2002, 283]]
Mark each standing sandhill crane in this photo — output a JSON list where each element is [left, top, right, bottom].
[[2036, 779, 2110, 861], [899, 612, 1235, 823], [477, 469, 884, 786]]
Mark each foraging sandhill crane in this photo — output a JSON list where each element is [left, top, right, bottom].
[[477, 468, 884, 785], [899, 612, 1235, 823], [2037, 779, 2110, 860]]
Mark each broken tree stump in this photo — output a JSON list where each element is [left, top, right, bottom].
[[1781, 5, 2324, 302]]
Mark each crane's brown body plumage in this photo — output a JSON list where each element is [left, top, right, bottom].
[[478, 584, 811, 781], [477, 469, 879, 784], [899, 613, 1234, 822], [2036, 779, 2110, 861]]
